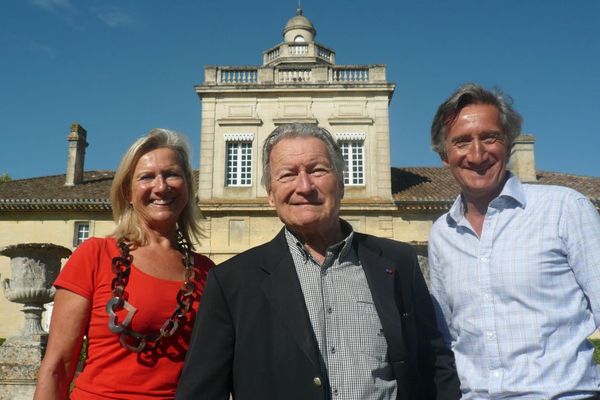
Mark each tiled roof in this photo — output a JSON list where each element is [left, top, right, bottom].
[[0, 171, 114, 211], [392, 167, 460, 203], [392, 167, 600, 211], [0, 168, 598, 212]]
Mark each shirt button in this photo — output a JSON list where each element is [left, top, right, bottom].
[[327, 307, 333, 314], [480, 257, 489, 263], [330, 347, 336, 354], [493, 370, 500, 378], [333, 388, 339, 396], [486, 331, 495, 339], [313, 377, 322, 387]]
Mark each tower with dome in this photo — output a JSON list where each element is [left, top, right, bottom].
[[196, 7, 398, 262]]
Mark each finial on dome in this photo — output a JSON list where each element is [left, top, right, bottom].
[[296, 0, 302, 15]]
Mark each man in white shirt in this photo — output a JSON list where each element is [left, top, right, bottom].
[[428, 83, 600, 399]]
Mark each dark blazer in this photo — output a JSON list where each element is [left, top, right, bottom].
[[176, 229, 460, 400]]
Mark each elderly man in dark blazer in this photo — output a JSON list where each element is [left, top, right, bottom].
[[176, 123, 460, 400]]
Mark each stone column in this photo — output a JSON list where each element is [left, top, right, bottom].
[[510, 134, 537, 183], [0, 243, 71, 400], [65, 123, 88, 186]]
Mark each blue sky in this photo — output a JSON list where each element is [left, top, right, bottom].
[[1, 0, 598, 180]]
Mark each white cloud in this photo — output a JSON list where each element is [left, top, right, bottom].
[[91, 6, 134, 28], [31, 0, 73, 12]]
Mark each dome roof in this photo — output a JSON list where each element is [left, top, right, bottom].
[[283, 7, 316, 36]]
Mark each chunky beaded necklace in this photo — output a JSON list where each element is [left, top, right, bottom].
[[105, 232, 196, 353]]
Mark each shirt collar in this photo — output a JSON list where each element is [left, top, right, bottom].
[[447, 172, 526, 226], [497, 172, 526, 208], [284, 219, 355, 264]]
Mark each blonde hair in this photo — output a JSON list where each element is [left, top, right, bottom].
[[110, 128, 202, 248]]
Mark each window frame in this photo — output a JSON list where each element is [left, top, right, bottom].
[[73, 221, 90, 247], [337, 132, 366, 186], [224, 133, 254, 187]]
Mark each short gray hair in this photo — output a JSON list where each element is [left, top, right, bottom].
[[261, 123, 345, 191], [431, 83, 523, 156]]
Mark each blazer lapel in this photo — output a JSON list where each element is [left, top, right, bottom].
[[260, 230, 321, 370], [355, 235, 409, 361]]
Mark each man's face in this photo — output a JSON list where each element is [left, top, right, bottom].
[[267, 136, 344, 238], [442, 103, 509, 204]]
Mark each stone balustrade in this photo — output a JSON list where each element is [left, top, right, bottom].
[[218, 67, 258, 84], [265, 47, 280, 62], [331, 67, 369, 82], [288, 44, 308, 55], [316, 45, 333, 63], [263, 42, 333, 64], [277, 69, 312, 83], [205, 64, 387, 85]]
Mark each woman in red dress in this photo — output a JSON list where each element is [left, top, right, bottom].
[[35, 128, 214, 400]]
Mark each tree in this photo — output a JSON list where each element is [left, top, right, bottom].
[[0, 173, 11, 183]]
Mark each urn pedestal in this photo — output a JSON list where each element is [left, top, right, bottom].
[[0, 243, 71, 400]]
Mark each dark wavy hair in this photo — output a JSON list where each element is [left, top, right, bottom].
[[431, 83, 523, 156]]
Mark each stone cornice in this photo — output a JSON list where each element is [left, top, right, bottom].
[[272, 117, 318, 125], [329, 117, 374, 125], [196, 83, 396, 94], [217, 118, 263, 126]]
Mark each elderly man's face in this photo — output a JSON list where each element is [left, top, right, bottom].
[[267, 136, 344, 238]]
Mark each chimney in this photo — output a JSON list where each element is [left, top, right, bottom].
[[510, 134, 537, 183], [65, 123, 88, 186]]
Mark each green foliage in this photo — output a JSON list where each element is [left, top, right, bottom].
[[70, 336, 88, 393], [590, 339, 600, 364], [0, 173, 11, 183], [79, 336, 88, 362], [0, 338, 5, 346]]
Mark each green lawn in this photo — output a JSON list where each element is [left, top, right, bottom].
[[591, 339, 600, 364]]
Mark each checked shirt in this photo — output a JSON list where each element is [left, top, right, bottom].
[[285, 223, 397, 400], [429, 173, 600, 399]]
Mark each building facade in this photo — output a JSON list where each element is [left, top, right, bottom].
[[0, 9, 599, 340]]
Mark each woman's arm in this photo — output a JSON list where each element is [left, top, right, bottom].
[[34, 288, 91, 400]]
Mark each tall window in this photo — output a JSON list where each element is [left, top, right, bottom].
[[340, 140, 365, 185], [226, 141, 253, 186], [74, 222, 90, 246]]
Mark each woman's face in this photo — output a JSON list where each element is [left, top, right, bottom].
[[128, 147, 189, 233]]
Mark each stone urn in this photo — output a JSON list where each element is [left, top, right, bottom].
[[0, 243, 71, 337], [0, 243, 71, 400]]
